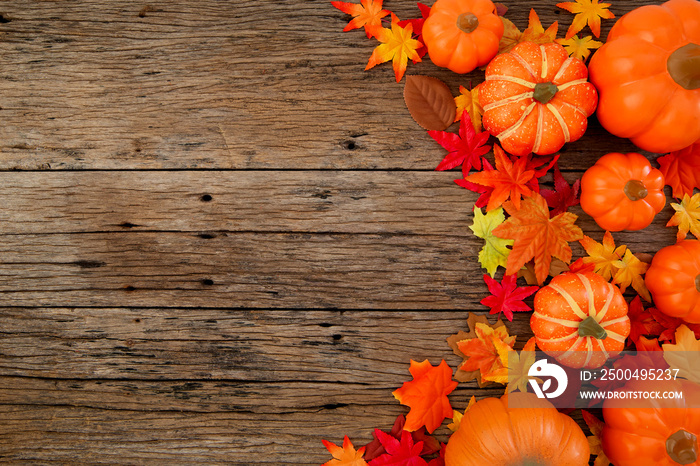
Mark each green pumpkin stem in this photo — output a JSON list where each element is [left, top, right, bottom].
[[456, 12, 479, 33], [578, 316, 608, 340], [533, 82, 558, 104], [695, 274, 700, 293], [668, 43, 700, 90], [624, 179, 648, 201], [666, 429, 698, 465]]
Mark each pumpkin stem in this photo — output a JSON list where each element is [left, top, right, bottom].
[[666, 429, 698, 465], [578, 316, 608, 340], [533, 82, 558, 104], [696, 274, 700, 293], [624, 179, 648, 201], [668, 43, 700, 90], [456, 12, 479, 33]]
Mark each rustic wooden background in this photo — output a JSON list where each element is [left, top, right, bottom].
[[0, 0, 676, 463]]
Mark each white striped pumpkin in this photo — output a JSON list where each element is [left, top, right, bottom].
[[531, 271, 630, 369], [479, 41, 598, 156]]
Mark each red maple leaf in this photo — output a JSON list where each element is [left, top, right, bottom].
[[627, 295, 664, 346], [392, 360, 457, 434], [332, 0, 390, 38], [397, 3, 431, 60], [525, 154, 560, 192], [480, 274, 539, 321], [649, 307, 700, 343], [363, 415, 439, 461], [368, 430, 428, 466], [540, 164, 581, 215], [430, 112, 491, 175], [656, 143, 700, 199]]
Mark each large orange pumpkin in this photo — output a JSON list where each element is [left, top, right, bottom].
[[479, 41, 598, 156], [602, 379, 700, 466], [588, 0, 700, 153], [645, 239, 700, 323], [444, 392, 589, 465], [422, 0, 504, 74], [531, 271, 630, 369]]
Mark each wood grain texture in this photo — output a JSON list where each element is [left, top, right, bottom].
[[0, 0, 653, 170], [0, 0, 669, 464], [0, 309, 517, 464]]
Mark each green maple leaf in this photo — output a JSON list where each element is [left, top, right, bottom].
[[470, 207, 513, 277]]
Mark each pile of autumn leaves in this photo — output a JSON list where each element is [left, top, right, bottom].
[[323, 1, 700, 465]]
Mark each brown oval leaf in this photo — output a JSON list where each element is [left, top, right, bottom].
[[404, 75, 456, 131]]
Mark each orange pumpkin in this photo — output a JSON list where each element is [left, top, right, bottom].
[[479, 41, 598, 156], [580, 152, 666, 231], [588, 0, 700, 153], [645, 239, 700, 323], [444, 392, 589, 465], [602, 379, 700, 466], [531, 271, 630, 369], [422, 0, 504, 74]]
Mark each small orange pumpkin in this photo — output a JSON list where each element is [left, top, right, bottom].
[[645, 239, 700, 324], [531, 271, 630, 369], [580, 152, 666, 231], [588, 0, 700, 153], [602, 379, 700, 466], [422, 0, 504, 74], [444, 392, 589, 465], [479, 41, 598, 156]]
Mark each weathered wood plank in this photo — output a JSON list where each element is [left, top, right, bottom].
[[0, 308, 534, 380], [0, 170, 472, 235], [0, 0, 656, 170], [0, 308, 517, 463], [0, 221, 676, 308]]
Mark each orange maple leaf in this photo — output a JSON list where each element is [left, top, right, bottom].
[[392, 359, 458, 434], [493, 192, 583, 285], [322, 436, 368, 466], [456, 322, 516, 383], [463, 144, 537, 212], [657, 144, 700, 199], [365, 13, 423, 82], [520, 9, 559, 44], [557, 0, 614, 39], [331, 0, 390, 38]]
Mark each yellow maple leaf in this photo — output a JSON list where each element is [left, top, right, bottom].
[[612, 249, 651, 302], [520, 9, 559, 45], [557, 0, 615, 39], [498, 16, 523, 54], [663, 325, 700, 384], [322, 436, 368, 466], [365, 13, 422, 82], [454, 85, 483, 132], [579, 231, 627, 281], [447, 395, 476, 432], [556, 34, 603, 61], [470, 206, 513, 278], [667, 193, 700, 242]]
